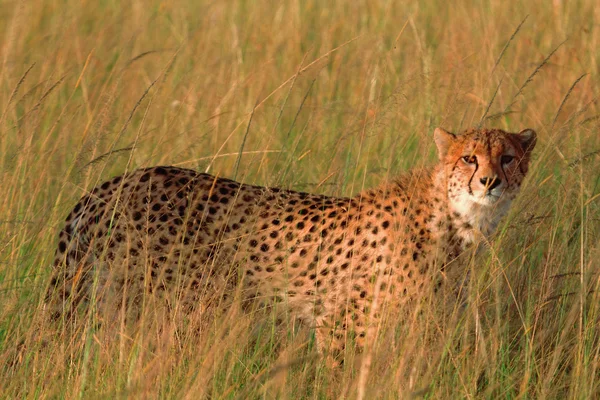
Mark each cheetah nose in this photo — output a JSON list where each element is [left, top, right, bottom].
[[480, 176, 501, 190]]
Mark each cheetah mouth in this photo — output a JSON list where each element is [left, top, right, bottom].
[[482, 192, 502, 204], [471, 191, 502, 206]]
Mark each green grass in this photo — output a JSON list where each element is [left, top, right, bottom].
[[1, 0, 600, 398]]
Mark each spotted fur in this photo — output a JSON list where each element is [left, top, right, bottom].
[[46, 127, 536, 361]]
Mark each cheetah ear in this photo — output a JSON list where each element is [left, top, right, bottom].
[[516, 129, 537, 155], [434, 127, 456, 160]]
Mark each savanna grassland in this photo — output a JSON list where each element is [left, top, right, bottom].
[[1, 0, 600, 398]]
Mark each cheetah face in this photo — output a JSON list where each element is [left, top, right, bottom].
[[434, 127, 537, 209]]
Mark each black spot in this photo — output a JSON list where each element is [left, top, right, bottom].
[[260, 243, 270, 252], [58, 241, 67, 253], [140, 173, 150, 182]]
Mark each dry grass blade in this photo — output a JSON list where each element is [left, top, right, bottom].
[[490, 15, 529, 76], [0, 62, 35, 127], [78, 146, 134, 171], [233, 101, 256, 180], [478, 77, 503, 127], [16, 74, 67, 122], [552, 73, 588, 129], [123, 49, 176, 70], [568, 149, 600, 168], [504, 39, 567, 113], [253, 35, 361, 111]]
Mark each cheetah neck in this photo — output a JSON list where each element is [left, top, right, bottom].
[[432, 167, 511, 245]]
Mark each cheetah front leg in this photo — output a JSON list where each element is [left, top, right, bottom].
[[315, 306, 368, 367]]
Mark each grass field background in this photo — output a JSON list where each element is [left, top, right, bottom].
[[1, 0, 600, 398]]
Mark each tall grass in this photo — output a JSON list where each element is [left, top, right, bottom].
[[1, 0, 599, 397]]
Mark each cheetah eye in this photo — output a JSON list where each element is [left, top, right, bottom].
[[462, 155, 477, 165], [501, 155, 514, 165]]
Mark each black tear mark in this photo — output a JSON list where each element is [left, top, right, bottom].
[[451, 158, 461, 171], [467, 160, 479, 195], [501, 163, 510, 187], [516, 156, 526, 175]]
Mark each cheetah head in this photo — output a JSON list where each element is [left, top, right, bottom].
[[434, 127, 536, 219]]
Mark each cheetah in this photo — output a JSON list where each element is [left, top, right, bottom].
[[47, 127, 536, 361]]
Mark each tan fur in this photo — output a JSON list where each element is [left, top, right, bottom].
[[46, 127, 536, 362]]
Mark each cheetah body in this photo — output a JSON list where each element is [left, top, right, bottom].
[[48, 128, 536, 356]]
